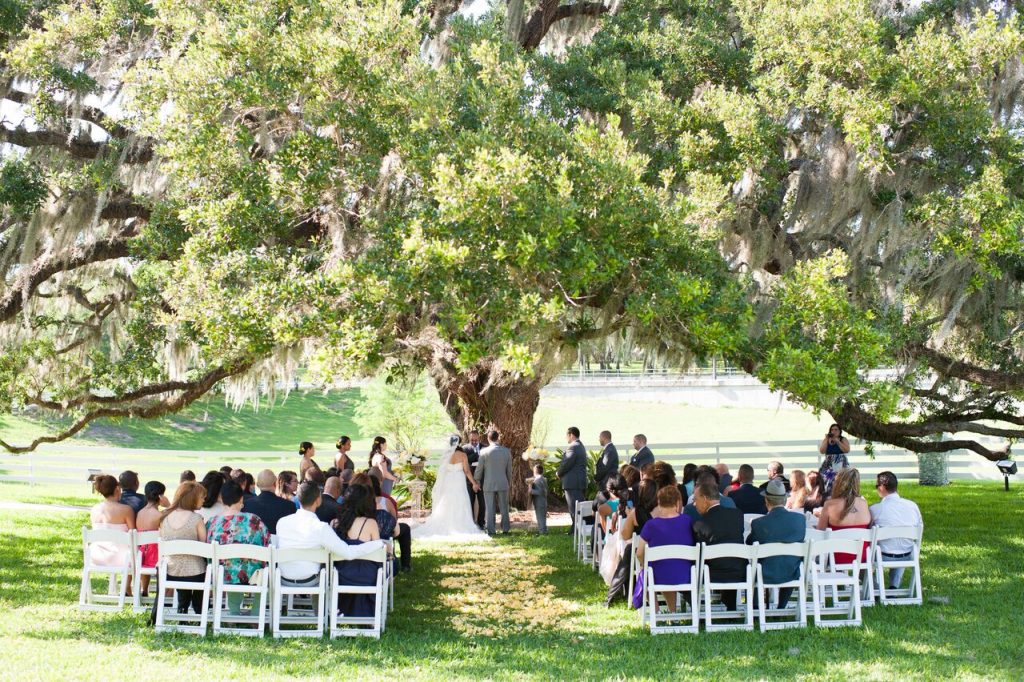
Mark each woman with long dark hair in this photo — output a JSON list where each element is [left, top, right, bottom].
[[330, 484, 381, 617], [197, 470, 225, 521], [818, 423, 851, 499], [368, 436, 398, 496]]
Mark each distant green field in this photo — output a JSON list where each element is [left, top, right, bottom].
[[0, 388, 834, 454]]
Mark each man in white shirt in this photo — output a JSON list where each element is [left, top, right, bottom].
[[870, 471, 923, 589], [276, 482, 386, 584]]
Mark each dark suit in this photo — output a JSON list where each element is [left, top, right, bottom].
[[315, 493, 341, 524], [729, 483, 768, 515], [629, 445, 654, 471], [746, 506, 805, 607], [718, 473, 732, 494], [758, 475, 792, 493], [462, 443, 485, 528], [119, 490, 145, 515], [557, 440, 588, 533], [242, 490, 296, 534], [594, 442, 619, 490], [693, 504, 745, 610]]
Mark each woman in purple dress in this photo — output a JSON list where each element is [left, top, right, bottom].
[[634, 485, 695, 611]]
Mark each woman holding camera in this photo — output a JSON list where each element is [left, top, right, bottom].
[[818, 423, 850, 499]]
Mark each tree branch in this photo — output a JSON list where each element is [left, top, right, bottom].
[[0, 227, 137, 323], [0, 361, 253, 453], [908, 343, 1024, 392], [520, 0, 610, 50], [3, 88, 130, 138], [0, 123, 154, 163]]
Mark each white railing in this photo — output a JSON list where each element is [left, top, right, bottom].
[[0, 439, 1010, 487]]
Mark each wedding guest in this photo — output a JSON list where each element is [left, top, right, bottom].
[[816, 468, 870, 564], [608, 478, 658, 606], [620, 464, 641, 489], [648, 460, 677, 491], [331, 484, 383, 616], [358, 473, 412, 573], [870, 471, 923, 590], [219, 465, 233, 478], [136, 481, 167, 595], [629, 434, 655, 470], [597, 474, 628, 534], [89, 475, 135, 569], [728, 464, 767, 515], [277, 470, 299, 506], [180, 470, 196, 483], [275, 482, 385, 601], [205, 480, 270, 615], [299, 441, 318, 480], [198, 470, 226, 521], [338, 469, 354, 498], [681, 463, 698, 498], [693, 482, 745, 610], [159, 481, 208, 614], [317, 476, 343, 523], [747, 479, 805, 608], [758, 461, 791, 493], [369, 436, 398, 496], [335, 435, 356, 473], [715, 463, 734, 493], [118, 471, 145, 514], [818, 423, 851, 498], [635, 485, 695, 611], [305, 466, 327, 489], [786, 470, 809, 511], [242, 469, 295, 533], [804, 470, 825, 511], [684, 468, 737, 520], [231, 469, 256, 501], [529, 463, 548, 534]]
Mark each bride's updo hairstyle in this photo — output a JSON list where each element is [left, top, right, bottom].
[[449, 434, 461, 449]]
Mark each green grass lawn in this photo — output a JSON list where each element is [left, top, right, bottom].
[[1, 481, 1021, 680], [0, 387, 832, 455]]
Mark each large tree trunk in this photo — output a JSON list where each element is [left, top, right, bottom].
[[431, 360, 542, 509]]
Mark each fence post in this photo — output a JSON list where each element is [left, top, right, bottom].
[[714, 444, 720, 464], [28, 451, 35, 486]]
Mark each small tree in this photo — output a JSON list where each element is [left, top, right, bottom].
[[353, 374, 454, 454]]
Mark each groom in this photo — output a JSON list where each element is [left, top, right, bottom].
[[474, 430, 512, 535]]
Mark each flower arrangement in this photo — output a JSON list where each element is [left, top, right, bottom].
[[397, 447, 429, 477], [522, 446, 551, 462]]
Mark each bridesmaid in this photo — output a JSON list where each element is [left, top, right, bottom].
[[368, 436, 398, 496], [335, 435, 356, 473]]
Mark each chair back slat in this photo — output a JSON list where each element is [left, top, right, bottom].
[[159, 539, 216, 560], [755, 541, 808, 559], [331, 546, 387, 564], [83, 527, 133, 545], [644, 544, 700, 563], [272, 547, 329, 564], [808, 538, 863, 560], [215, 543, 272, 562], [873, 525, 922, 542], [700, 542, 757, 561]]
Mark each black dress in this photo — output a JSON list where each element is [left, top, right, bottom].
[[333, 519, 379, 617]]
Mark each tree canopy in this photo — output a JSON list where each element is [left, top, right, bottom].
[[2, 0, 1023, 496]]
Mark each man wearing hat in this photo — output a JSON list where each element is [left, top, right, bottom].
[[746, 479, 806, 608]]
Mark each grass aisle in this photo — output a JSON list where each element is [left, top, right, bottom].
[[0, 482, 1022, 680]]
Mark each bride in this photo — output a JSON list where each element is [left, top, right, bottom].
[[412, 434, 490, 541]]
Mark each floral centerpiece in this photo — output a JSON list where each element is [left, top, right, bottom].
[[522, 446, 551, 463], [397, 447, 429, 477]]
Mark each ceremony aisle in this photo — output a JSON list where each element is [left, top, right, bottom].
[[0, 482, 1022, 680]]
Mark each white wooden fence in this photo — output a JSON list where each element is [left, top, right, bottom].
[[0, 439, 1010, 488]]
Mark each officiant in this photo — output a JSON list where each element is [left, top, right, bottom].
[[462, 429, 486, 530]]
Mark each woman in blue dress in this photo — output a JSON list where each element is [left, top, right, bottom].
[[818, 423, 851, 499], [330, 484, 381, 617]]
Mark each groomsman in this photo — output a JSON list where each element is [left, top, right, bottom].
[[594, 430, 618, 492], [462, 429, 486, 529], [629, 434, 654, 470], [557, 426, 588, 535]]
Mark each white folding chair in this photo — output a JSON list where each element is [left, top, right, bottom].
[[271, 547, 328, 638], [213, 544, 271, 637], [808, 538, 863, 627], [743, 514, 764, 542], [627, 532, 640, 603], [79, 526, 133, 612], [575, 501, 594, 562], [829, 527, 876, 606], [641, 544, 700, 634], [699, 543, 756, 631], [329, 546, 388, 638], [131, 530, 160, 614], [591, 520, 606, 571], [754, 541, 807, 631], [154, 540, 215, 635], [874, 525, 923, 605]]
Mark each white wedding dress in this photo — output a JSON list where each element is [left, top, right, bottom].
[[412, 436, 490, 541]]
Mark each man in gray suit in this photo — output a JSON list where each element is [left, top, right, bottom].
[[475, 430, 512, 535], [629, 433, 654, 470], [557, 426, 589, 535], [594, 430, 619, 491]]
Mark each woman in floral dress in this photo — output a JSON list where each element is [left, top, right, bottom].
[[205, 479, 270, 614]]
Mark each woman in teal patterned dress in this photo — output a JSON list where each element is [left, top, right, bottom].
[[206, 480, 270, 614]]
